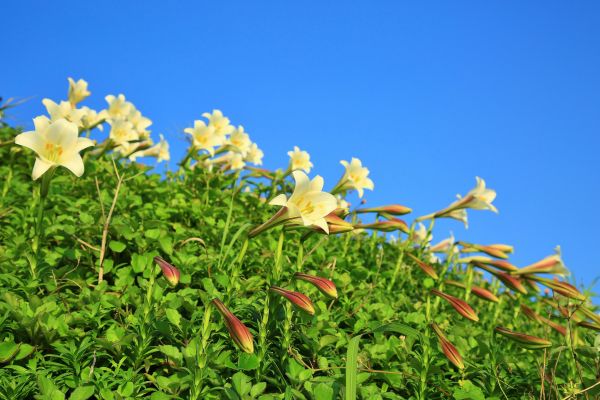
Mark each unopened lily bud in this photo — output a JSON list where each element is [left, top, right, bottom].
[[430, 323, 465, 369], [355, 218, 409, 234], [445, 280, 497, 302], [459, 242, 512, 259], [211, 299, 254, 353], [578, 321, 600, 332], [462, 257, 518, 272], [294, 273, 338, 299], [528, 277, 586, 301], [473, 261, 527, 294], [494, 326, 552, 349], [514, 252, 569, 277], [324, 213, 354, 234], [355, 204, 412, 216], [269, 286, 315, 315], [431, 289, 479, 322], [407, 253, 439, 280], [520, 305, 566, 336], [470, 285, 500, 303], [580, 307, 600, 325], [154, 256, 180, 286]]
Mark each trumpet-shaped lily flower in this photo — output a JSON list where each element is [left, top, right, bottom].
[[67, 77, 91, 105], [287, 146, 313, 173], [336, 158, 374, 198], [42, 98, 85, 126], [202, 109, 235, 137], [256, 171, 337, 235], [137, 134, 170, 162], [15, 117, 94, 180], [228, 126, 251, 155], [184, 120, 223, 156], [514, 248, 569, 277], [105, 94, 134, 119], [245, 143, 264, 165], [108, 118, 138, 146]]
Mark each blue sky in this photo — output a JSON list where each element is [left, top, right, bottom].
[[2, 2, 599, 297]]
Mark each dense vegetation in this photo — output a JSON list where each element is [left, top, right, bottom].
[[0, 87, 599, 400]]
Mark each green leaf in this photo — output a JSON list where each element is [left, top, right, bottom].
[[0, 341, 20, 363], [109, 241, 126, 253], [69, 386, 95, 400], [14, 343, 35, 360], [237, 353, 259, 370], [453, 381, 485, 400], [345, 335, 361, 400], [38, 375, 65, 400], [165, 308, 182, 329], [313, 383, 334, 400]]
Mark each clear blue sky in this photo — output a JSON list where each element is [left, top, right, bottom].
[[2, 2, 599, 297]]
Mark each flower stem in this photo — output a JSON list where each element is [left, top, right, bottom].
[[34, 168, 55, 254]]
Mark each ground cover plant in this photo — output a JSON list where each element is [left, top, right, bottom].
[[0, 80, 599, 399]]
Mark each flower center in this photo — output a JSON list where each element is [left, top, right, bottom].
[[44, 143, 64, 162]]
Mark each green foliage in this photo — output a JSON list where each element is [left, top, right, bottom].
[[0, 123, 599, 400]]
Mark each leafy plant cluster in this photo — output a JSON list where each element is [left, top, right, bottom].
[[0, 111, 599, 400]]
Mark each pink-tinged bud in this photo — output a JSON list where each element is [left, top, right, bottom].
[[463, 257, 518, 272], [355, 204, 412, 216], [323, 213, 354, 234], [445, 280, 498, 303], [496, 272, 528, 295], [294, 273, 338, 299], [154, 256, 180, 287], [470, 285, 500, 303], [494, 326, 552, 350], [269, 286, 315, 315], [578, 321, 600, 332], [430, 323, 465, 370], [528, 277, 586, 301], [520, 305, 566, 336], [459, 242, 512, 259], [473, 262, 527, 294], [356, 218, 409, 234], [513, 254, 569, 277], [407, 254, 439, 280], [211, 299, 254, 354], [431, 289, 479, 322]]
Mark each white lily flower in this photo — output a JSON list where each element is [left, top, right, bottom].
[[67, 78, 91, 105], [105, 94, 134, 119], [228, 152, 246, 170], [228, 125, 251, 155], [131, 135, 170, 162], [128, 108, 152, 138], [184, 120, 223, 156], [461, 177, 498, 213], [287, 146, 313, 173], [269, 171, 338, 233], [108, 118, 138, 146], [80, 106, 105, 131], [202, 109, 235, 137], [42, 99, 85, 126], [410, 222, 432, 245], [15, 117, 94, 180], [245, 143, 264, 165], [339, 158, 374, 198]]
